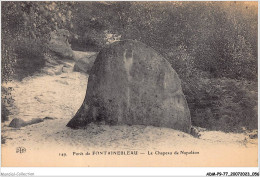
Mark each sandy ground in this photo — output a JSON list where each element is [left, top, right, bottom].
[[1, 60, 258, 167]]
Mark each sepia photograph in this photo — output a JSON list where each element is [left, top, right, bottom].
[[1, 0, 258, 170]]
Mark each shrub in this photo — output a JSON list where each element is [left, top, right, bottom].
[[183, 77, 257, 132]]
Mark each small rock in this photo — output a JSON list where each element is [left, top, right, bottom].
[[2, 138, 6, 144], [249, 134, 258, 139], [9, 118, 44, 128], [55, 80, 69, 85], [45, 56, 59, 65], [42, 69, 55, 76], [42, 65, 63, 76], [62, 65, 74, 73], [27, 118, 44, 125], [9, 118, 27, 128], [34, 96, 44, 103], [54, 65, 63, 75], [43, 117, 57, 120], [190, 126, 201, 138]]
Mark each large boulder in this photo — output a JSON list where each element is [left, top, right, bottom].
[[48, 29, 74, 59], [67, 40, 191, 133]]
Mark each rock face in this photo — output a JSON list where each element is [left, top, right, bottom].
[[67, 40, 191, 133], [48, 29, 74, 59]]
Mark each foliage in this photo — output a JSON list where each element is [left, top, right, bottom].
[[183, 77, 257, 132]]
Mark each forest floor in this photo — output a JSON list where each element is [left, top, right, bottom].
[[1, 52, 258, 167]]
